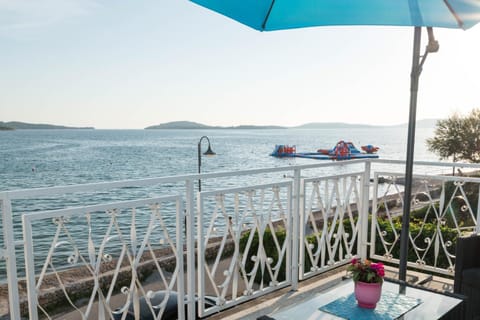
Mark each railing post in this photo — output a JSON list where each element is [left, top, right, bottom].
[[1, 194, 22, 320], [370, 173, 379, 260], [22, 214, 38, 320], [185, 179, 196, 320], [359, 161, 371, 260], [292, 168, 301, 290], [298, 177, 306, 281], [176, 199, 186, 320]]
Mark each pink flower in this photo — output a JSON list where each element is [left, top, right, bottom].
[[370, 262, 385, 277], [347, 258, 385, 284]]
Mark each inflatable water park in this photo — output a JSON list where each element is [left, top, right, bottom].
[[270, 140, 379, 160]]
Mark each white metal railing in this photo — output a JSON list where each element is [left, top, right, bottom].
[[22, 196, 184, 320], [196, 182, 292, 317], [0, 160, 363, 319], [299, 172, 367, 280], [370, 170, 480, 276], [1, 159, 480, 319]]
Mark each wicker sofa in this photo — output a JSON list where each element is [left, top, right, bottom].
[[454, 234, 480, 320]]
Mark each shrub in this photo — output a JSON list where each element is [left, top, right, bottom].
[[444, 179, 479, 228], [239, 227, 324, 283], [239, 227, 287, 284], [239, 209, 460, 284], [325, 213, 458, 270], [410, 203, 439, 223], [373, 216, 458, 269]]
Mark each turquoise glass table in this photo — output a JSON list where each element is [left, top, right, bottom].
[[270, 278, 463, 320]]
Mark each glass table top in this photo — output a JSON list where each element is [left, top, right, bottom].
[[270, 278, 462, 320]]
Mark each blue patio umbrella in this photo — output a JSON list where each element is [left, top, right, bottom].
[[191, 0, 480, 31], [190, 0, 480, 282]]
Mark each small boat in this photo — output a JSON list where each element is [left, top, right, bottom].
[[271, 140, 379, 160]]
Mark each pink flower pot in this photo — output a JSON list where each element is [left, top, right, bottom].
[[354, 281, 382, 309]]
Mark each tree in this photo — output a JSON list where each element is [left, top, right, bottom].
[[426, 113, 465, 163], [427, 109, 480, 165], [460, 109, 480, 163]]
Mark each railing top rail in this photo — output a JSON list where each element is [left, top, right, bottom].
[[375, 171, 480, 183], [302, 171, 365, 183], [4, 158, 478, 200], [22, 195, 179, 222], [372, 158, 480, 169], [0, 159, 368, 199], [199, 181, 292, 197]]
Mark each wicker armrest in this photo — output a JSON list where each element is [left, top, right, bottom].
[[454, 234, 480, 293]]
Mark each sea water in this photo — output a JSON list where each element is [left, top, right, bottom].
[[0, 127, 436, 191]]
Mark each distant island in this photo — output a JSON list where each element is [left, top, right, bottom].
[[0, 121, 94, 130], [390, 118, 438, 129], [1, 119, 438, 131], [145, 119, 438, 130], [145, 121, 285, 130]]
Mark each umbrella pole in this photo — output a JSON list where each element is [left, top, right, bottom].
[[399, 26, 422, 285]]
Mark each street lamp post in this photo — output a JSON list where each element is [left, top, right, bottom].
[[197, 136, 215, 192]]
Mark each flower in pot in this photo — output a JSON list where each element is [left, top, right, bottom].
[[347, 258, 385, 309]]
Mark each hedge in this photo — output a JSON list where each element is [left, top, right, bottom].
[[239, 213, 459, 283]]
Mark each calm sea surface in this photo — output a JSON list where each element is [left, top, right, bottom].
[[0, 127, 437, 276], [1, 127, 436, 191]]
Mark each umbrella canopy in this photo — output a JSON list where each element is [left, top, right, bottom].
[[190, 0, 480, 288], [191, 0, 480, 31]]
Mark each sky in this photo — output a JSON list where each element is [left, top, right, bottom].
[[1, 0, 480, 129]]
